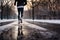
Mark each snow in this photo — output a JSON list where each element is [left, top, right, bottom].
[[23, 19, 60, 24], [0, 19, 18, 23]]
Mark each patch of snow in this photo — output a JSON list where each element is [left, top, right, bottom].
[[23, 19, 60, 24]]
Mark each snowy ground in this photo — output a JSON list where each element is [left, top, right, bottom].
[[0, 19, 18, 23], [0, 19, 60, 24], [23, 19, 60, 24]]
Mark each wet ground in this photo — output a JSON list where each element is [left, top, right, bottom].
[[0, 20, 60, 40], [17, 26, 60, 40], [17, 21, 60, 40]]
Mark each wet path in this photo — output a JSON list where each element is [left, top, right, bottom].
[[0, 19, 60, 40], [17, 20, 60, 40]]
